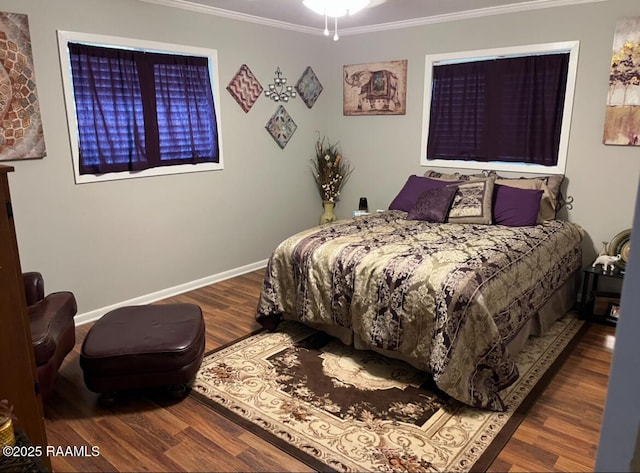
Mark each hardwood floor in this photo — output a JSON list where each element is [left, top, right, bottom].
[[43, 269, 615, 472]]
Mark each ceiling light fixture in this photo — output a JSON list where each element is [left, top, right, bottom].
[[303, 0, 370, 41]]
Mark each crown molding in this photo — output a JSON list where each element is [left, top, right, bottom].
[[137, 0, 320, 35], [137, 0, 607, 37], [338, 0, 608, 36]]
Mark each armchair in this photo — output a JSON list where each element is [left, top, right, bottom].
[[23, 272, 78, 400]]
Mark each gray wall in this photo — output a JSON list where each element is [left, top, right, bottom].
[[3, 0, 330, 318], [3, 0, 639, 322]]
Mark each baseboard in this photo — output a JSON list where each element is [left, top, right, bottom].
[[74, 259, 269, 326]]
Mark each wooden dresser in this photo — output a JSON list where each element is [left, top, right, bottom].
[[0, 165, 50, 470]]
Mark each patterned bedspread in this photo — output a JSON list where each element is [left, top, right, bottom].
[[256, 211, 583, 410]]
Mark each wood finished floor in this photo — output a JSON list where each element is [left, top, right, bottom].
[[43, 269, 615, 472]]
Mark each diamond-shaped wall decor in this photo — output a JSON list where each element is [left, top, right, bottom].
[[226, 64, 263, 113], [265, 105, 297, 149], [295, 66, 323, 109]]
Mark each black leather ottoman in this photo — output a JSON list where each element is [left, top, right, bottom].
[[80, 303, 205, 402]]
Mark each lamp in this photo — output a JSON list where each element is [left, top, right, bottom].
[[303, 0, 370, 41], [264, 67, 297, 102]]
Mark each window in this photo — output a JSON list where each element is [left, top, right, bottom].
[[58, 31, 223, 183], [421, 41, 579, 174]]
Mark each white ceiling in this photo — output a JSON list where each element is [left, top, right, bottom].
[[137, 0, 604, 35]]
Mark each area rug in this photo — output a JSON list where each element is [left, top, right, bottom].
[[191, 314, 584, 472]]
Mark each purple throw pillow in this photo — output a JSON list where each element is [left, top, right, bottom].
[[389, 176, 457, 212], [493, 184, 543, 226], [407, 185, 459, 222]]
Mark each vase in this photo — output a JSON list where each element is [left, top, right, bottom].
[[0, 418, 15, 457], [320, 201, 336, 225]]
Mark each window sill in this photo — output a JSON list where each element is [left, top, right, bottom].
[[74, 161, 223, 184]]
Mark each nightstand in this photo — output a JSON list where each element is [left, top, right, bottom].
[[579, 265, 625, 326]]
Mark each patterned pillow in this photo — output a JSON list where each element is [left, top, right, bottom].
[[494, 174, 564, 222], [407, 185, 459, 222], [423, 170, 489, 181], [389, 175, 456, 212], [446, 176, 496, 224]]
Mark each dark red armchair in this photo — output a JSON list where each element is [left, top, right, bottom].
[[23, 272, 77, 400]]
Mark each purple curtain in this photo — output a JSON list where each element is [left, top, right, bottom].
[[427, 53, 569, 167], [69, 43, 218, 175], [69, 43, 146, 174]]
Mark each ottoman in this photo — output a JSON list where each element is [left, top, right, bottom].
[[80, 303, 205, 401]]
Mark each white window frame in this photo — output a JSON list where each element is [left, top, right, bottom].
[[57, 31, 224, 184], [420, 41, 580, 175]]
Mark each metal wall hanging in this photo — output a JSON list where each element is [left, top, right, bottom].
[[226, 64, 263, 113], [264, 67, 296, 103]]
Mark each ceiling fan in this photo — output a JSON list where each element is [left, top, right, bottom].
[[303, 0, 385, 40]]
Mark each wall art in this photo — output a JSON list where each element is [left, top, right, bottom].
[[227, 64, 263, 113], [295, 66, 323, 109], [604, 17, 640, 146], [265, 105, 297, 149], [264, 67, 296, 103], [343, 59, 407, 116], [0, 12, 46, 161]]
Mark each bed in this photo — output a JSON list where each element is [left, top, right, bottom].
[[256, 172, 583, 411]]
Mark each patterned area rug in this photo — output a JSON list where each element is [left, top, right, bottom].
[[191, 315, 584, 472]]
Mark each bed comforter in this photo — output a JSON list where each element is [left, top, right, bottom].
[[256, 211, 583, 410]]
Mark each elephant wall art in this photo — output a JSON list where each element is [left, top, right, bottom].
[[343, 60, 407, 116]]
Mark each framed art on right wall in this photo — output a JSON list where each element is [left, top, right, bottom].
[[604, 17, 640, 146]]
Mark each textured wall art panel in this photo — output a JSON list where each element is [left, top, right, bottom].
[[295, 66, 323, 109], [265, 105, 297, 149], [0, 11, 46, 160], [226, 64, 263, 113]]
